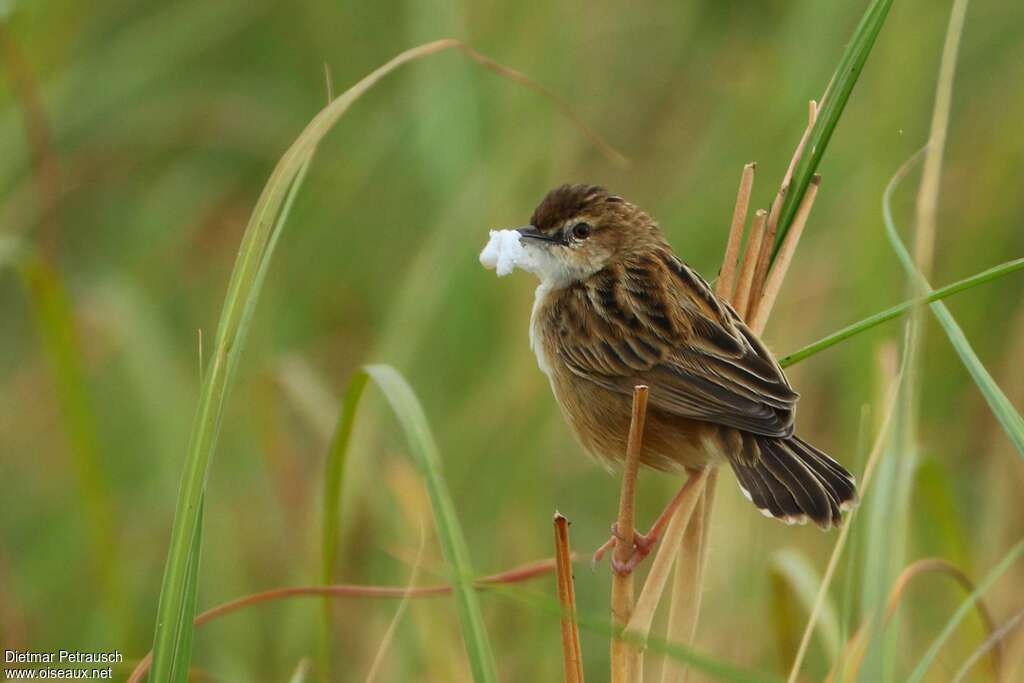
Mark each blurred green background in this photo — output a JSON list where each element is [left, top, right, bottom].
[[1, 1, 1022, 681]]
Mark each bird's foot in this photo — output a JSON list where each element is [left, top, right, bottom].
[[591, 523, 660, 576]]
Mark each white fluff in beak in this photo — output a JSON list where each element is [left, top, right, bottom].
[[480, 229, 532, 277]]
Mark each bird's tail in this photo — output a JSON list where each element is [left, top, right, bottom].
[[729, 435, 858, 529]]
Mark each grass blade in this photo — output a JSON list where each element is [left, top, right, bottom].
[[882, 153, 1024, 457], [905, 540, 1024, 683], [770, 550, 841, 663], [150, 147, 315, 680], [171, 497, 204, 683], [778, 257, 1024, 367], [361, 364, 498, 682], [772, 0, 894, 258], [319, 369, 370, 676], [149, 41, 498, 680]]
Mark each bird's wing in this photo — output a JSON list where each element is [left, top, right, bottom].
[[551, 252, 798, 438]]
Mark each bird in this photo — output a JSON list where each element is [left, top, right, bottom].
[[509, 183, 857, 573]]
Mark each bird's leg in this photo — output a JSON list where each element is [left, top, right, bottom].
[[592, 469, 705, 575]]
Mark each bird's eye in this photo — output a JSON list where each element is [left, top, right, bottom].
[[572, 222, 592, 240]]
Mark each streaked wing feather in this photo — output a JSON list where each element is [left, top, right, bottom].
[[553, 251, 797, 438]]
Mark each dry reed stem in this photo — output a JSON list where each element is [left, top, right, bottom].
[[751, 187, 786, 304], [661, 490, 708, 683], [781, 100, 819, 192], [733, 209, 768, 320], [750, 176, 821, 333], [751, 100, 818, 303], [555, 513, 585, 683], [657, 162, 772, 682], [718, 163, 757, 300], [625, 469, 709, 638], [621, 102, 821, 680], [611, 385, 650, 683]]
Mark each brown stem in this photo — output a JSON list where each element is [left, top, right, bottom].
[[610, 385, 649, 683], [718, 162, 757, 300], [733, 209, 768, 319], [555, 513, 585, 683], [750, 175, 821, 334]]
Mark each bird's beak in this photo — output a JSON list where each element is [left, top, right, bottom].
[[517, 225, 563, 245]]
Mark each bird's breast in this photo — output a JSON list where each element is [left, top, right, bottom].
[[529, 282, 555, 377]]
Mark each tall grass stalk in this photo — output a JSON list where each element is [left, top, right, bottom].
[[151, 40, 468, 681], [771, 0, 894, 256], [319, 368, 370, 676], [149, 37, 627, 680], [355, 365, 499, 681]]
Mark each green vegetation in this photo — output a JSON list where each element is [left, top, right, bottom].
[[1, 1, 1022, 681]]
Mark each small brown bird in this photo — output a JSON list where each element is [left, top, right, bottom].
[[509, 184, 857, 569]]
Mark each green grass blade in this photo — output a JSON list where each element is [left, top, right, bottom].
[[171, 497, 205, 683], [905, 539, 1024, 683], [882, 153, 1024, 457], [361, 364, 498, 683], [779, 257, 1024, 367], [770, 550, 841, 662], [149, 42, 475, 680], [772, 0, 894, 259], [150, 149, 314, 681], [318, 370, 370, 678]]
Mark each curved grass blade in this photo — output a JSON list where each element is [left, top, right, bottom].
[[882, 153, 1024, 458], [905, 540, 1024, 683], [150, 144, 315, 681], [770, 550, 841, 663], [151, 39, 624, 679], [779, 257, 1024, 367], [319, 369, 370, 677], [361, 364, 498, 682], [771, 0, 894, 260]]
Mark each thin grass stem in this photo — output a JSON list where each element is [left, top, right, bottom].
[[779, 257, 1024, 367]]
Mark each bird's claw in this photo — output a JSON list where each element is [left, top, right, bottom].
[[592, 523, 659, 576]]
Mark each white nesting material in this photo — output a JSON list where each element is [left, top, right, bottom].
[[480, 229, 533, 276]]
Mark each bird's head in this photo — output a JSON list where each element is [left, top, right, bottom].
[[515, 184, 667, 287]]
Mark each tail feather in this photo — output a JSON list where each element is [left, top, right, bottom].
[[730, 435, 858, 529]]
